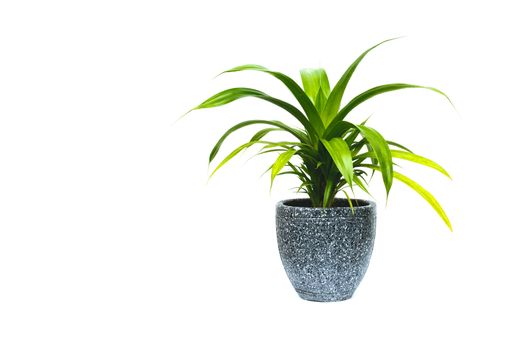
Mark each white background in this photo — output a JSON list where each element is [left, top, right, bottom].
[[1, 0, 524, 349]]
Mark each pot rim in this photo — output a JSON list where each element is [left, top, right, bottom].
[[276, 197, 376, 219]]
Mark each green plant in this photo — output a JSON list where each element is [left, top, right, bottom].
[[185, 39, 453, 230]]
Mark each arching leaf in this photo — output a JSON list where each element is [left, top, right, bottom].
[[322, 38, 399, 124], [321, 138, 354, 186], [387, 141, 414, 153], [333, 83, 452, 124], [391, 150, 451, 178], [356, 125, 393, 195], [271, 149, 297, 189], [208, 119, 308, 163], [361, 165, 452, 231], [393, 172, 452, 231], [221, 65, 325, 137], [190, 87, 317, 139], [209, 141, 256, 178]]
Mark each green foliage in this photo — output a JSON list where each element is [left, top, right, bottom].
[[187, 39, 454, 230]]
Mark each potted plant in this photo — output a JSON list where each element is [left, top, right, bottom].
[[184, 39, 452, 302]]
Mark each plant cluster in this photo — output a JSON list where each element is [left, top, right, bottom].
[[186, 39, 453, 230]]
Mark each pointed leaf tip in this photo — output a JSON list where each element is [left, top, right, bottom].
[[322, 38, 400, 124]]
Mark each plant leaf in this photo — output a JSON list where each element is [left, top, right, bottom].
[[322, 38, 399, 124], [366, 143, 378, 180], [342, 189, 355, 214], [360, 165, 452, 231], [322, 178, 335, 207], [333, 83, 452, 124], [314, 87, 327, 113], [249, 147, 288, 162], [353, 175, 372, 197], [324, 120, 354, 139], [271, 149, 297, 189], [209, 141, 256, 178], [222, 65, 325, 137], [260, 141, 301, 149], [209, 119, 308, 163], [321, 138, 354, 187], [300, 68, 330, 110], [250, 128, 281, 142], [393, 171, 453, 231], [193, 87, 264, 109], [356, 125, 393, 195], [387, 140, 413, 153], [390, 150, 451, 178], [190, 87, 317, 138]]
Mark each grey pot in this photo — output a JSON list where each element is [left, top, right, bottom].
[[276, 198, 377, 302]]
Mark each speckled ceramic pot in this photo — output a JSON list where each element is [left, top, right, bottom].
[[276, 198, 376, 302]]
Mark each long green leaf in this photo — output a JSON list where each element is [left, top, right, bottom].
[[390, 150, 451, 178], [361, 165, 452, 231], [193, 87, 263, 109], [353, 175, 372, 196], [350, 139, 367, 157], [322, 178, 335, 207], [387, 140, 413, 153], [314, 87, 328, 113], [323, 120, 354, 139], [222, 65, 325, 136], [300, 68, 330, 112], [322, 38, 399, 124], [209, 141, 256, 178], [250, 128, 280, 142], [394, 171, 452, 231], [300, 68, 330, 100], [191, 87, 317, 138], [321, 138, 354, 186], [342, 189, 355, 214], [260, 141, 301, 150], [208, 119, 308, 163], [364, 142, 378, 179], [211, 140, 298, 178], [250, 147, 288, 160], [362, 149, 451, 178], [271, 149, 297, 189], [333, 83, 452, 124], [356, 125, 393, 195]]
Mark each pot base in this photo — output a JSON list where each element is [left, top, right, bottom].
[[295, 288, 354, 302]]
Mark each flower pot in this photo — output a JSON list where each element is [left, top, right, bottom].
[[276, 198, 376, 302]]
